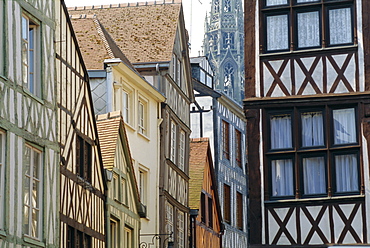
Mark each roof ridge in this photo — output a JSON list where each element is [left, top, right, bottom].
[[67, 0, 182, 11], [92, 19, 115, 59]]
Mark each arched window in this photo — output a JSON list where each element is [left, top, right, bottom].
[[224, 62, 235, 95], [223, 32, 234, 49], [224, 0, 231, 12]]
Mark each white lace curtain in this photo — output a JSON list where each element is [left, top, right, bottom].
[[272, 159, 293, 196], [302, 111, 324, 147], [329, 7, 352, 45], [298, 11, 320, 48], [271, 114, 292, 149], [267, 14, 289, 51], [266, 0, 287, 6], [335, 154, 358, 192], [303, 157, 326, 194]]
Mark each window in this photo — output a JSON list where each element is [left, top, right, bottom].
[[24, 144, 42, 239], [112, 173, 120, 201], [170, 121, 177, 162], [0, 131, 5, 229], [223, 184, 231, 224], [223, 32, 234, 49], [222, 120, 230, 160], [236, 192, 243, 230], [138, 99, 147, 136], [122, 90, 129, 123], [224, 0, 231, 12], [201, 192, 206, 223], [235, 129, 242, 167], [0, 1, 4, 75], [172, 54, 182, 86], [22, 14, 41, 97], [179, 130, 186, 170], [208, 196, 213, 228], [262, 0, 354, 52], [124, 226, 133, 248], [139, 169, 147, 204], [177, 211, 185, 248], [76, 135, 92, 182], [110, 219, 118, 248], [267, 106, 359, 199], [67, 226, 92, 248], [223, 63, 235, 95], [165, 202, 174, 241]]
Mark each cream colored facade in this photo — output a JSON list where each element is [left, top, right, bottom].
[[90, 58, 165, 241]]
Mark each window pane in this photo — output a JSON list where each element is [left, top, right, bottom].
[[271, 159, 294, 196], [267, 14, 289, 51], [301, 111, 324, 147], [297, 0, 318, 3], [271, 114, 292, 149], [335, 154, 358, 192], [297, 11, 320, 48], [333, 108, 356, 144], [303, 157, 326, 195], [266, 0, 287, 6], [329, 8, 352, 45]]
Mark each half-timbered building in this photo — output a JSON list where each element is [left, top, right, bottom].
[[0, 0, 59, 247], [68, 1, 194, 247], [96, 112, 144, 248], [70, 15, 166, 244], [245, 0, 370, 246], [189, 138, 223, 248], [190, 56, 248, 247], [56, 2, 106, 247]]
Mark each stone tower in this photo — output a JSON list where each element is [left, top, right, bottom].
[[204, 0, 244, 104]]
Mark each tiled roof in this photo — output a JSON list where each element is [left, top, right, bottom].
[[189, 137, 210, 209], [96, 111, 122, 169], [71, 16, 135, 70], [68, 1, 182, 64]]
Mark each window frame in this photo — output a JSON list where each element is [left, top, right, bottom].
[[223, 184, 231, 224], [170, 121, 177, 163], [0, 131, 5, 230], [261, 0, 355, 53], [138, 98, 148, 136], [236, 192, 243, 230], [23, 143, 43, 240], [266, 104, 361, 200], [222, 120, 230, 160], [178, 130, 186, 171], [235, 129, 242, 168], [177, 210, 185, 248], [21, 13, 41, 98], [76, 134, 92, 182]]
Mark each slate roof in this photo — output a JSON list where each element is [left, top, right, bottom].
[[189, 137, 210, 209], [68, 1, 182, 64]]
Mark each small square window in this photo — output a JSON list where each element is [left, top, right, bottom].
[[303, 156, 326, 195], [297, 11, 320, 48], [335, 153, 358, 193], [333, 108, 356, 145], [301, 111, 324, 147], [271, 158, 294, 197], [328, 7, 353, 45], [266, 0, 287, 6], [266, 14, 289, 51], [270, 114, 292, 149]]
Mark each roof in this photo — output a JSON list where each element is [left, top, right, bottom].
[[189, 137, 210, 209], [96, 111, 123, 168], [71, 17, 134, 70], [68, 1, 182, 64]]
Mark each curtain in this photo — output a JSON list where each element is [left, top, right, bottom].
[[333, 108, 356, 144], [271, 114, 292, 149], [272, 159, 294, 196], [266, 0, 287, 6], [303, 157, 326, 194], [335, 154, 358, 192], [297, 0, 317, 3], [298, 11, 320, 48], [302, 111, 324, 147], [267, 14, 289, 51], [329, 8, 352, 45]]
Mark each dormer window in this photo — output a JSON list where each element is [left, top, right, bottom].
[[262, 0, 354, 53]]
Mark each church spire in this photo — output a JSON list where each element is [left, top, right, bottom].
[[204, 0, 244, 104]]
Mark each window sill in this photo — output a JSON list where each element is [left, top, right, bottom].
[[0, 75, 7, 81], [24, 236, 45, 247], [265, 194, 364, 205], [260, 44, 357, 58], [138, 131, 150, 141], [23, 88, 44, 105], [0, 229, 6, 237], [124, 122, 136, 132]]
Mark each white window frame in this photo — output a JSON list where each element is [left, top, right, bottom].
[[22, 14, 41, 97], [165, 202, 174, 241], [178, 130, 185, 171], [138, 99, 148, 136], [110, 219, 118, 248], [122, 90, 129, 123], [177, 211, 185, 248], [24, 143, 43, 239], [139, 168, 147, 205], [0, 131, 5, 229], [124, 226, 132, 248], [170, 121, 177, 162]]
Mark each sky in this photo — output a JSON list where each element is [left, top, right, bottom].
[[64, 0, 210, 57]]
